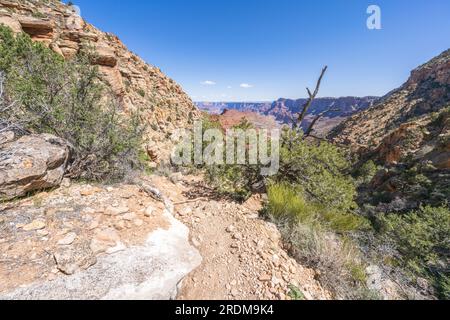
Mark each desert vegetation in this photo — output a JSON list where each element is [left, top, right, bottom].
[[0, 0, 447, 301], [197, 67, 449, 300], [0, 26, 144, 181]]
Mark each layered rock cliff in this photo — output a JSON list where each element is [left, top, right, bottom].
[[0, 0, 201, 161]]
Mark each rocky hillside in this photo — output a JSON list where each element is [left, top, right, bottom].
[[0, 0, 201, 161], [329, 49, 450, 153], [329, 49, 450, 210]]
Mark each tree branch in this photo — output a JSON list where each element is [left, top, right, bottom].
[[294, 66, 328, 131], [304, 107, 340, 138]]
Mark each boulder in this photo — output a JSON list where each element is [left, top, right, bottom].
[[98, 66, 125, 96], [1, 198, 202, 300], [0, 134, 71, 200]]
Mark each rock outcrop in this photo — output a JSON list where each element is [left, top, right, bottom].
[[0, 133, 71, 201], [0, 181, 201, 300], [0, 0, 202, 162]]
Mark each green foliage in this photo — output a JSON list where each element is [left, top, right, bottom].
[[202, 123, 358, 207], [355, 160, 379, 185], [276, 129, 357, 212], [287, 285, 305, 300], [267, 183, 314, 223], [137, 88, 146, 97], [0, 26, 144, 181], [201, 115, 262, 200], [267, 182, 367, 234], [381, 205, 450, 299], [31, 11, 47, 19]]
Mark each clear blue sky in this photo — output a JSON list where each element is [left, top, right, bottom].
[[69, 0, 450, 102]]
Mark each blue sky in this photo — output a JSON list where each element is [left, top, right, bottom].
[[70, 0, 450, 102]]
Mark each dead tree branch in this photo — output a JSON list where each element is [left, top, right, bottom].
[[293, 66, 328, 131]]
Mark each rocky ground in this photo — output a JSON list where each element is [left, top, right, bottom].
[[0, 177, 201, 299], [152, 175, 330, 300], [0, 173, 329, 300]]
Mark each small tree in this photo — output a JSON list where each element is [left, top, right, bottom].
[[293, 66, 336, 138]]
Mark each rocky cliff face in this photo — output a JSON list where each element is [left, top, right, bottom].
[[0, 0, 201, 161]]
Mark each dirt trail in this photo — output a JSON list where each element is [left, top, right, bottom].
[[150, 175, 330, 300]]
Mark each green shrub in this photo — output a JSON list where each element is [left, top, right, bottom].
[[288, 285, 305, 300], [0, 26, 144, 181], [381, 205, 450, 299], [274, 220, 373, 299], [203, 124, 358, 206], [137, 88, 146, 97], [276, 129, 357, 212], [267, 182, 367, 233], [355, 160, 379, 185], [267, 183, 314, 223], [200, 116, 262, 200], [265, 181, 372, 299]]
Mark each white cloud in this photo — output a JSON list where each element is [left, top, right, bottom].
[[240, 83, 254, 88], [201, 80, 216, 86], [227, 86, 232, 89]]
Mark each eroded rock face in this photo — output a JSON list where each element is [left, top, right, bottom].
[[0, 134, 71, 200], [18, 16, 54, 40]]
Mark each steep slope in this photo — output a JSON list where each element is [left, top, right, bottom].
[[329, 49, 450, 151], [0, 0, 201, 161], [329, 49, 450, 210]]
